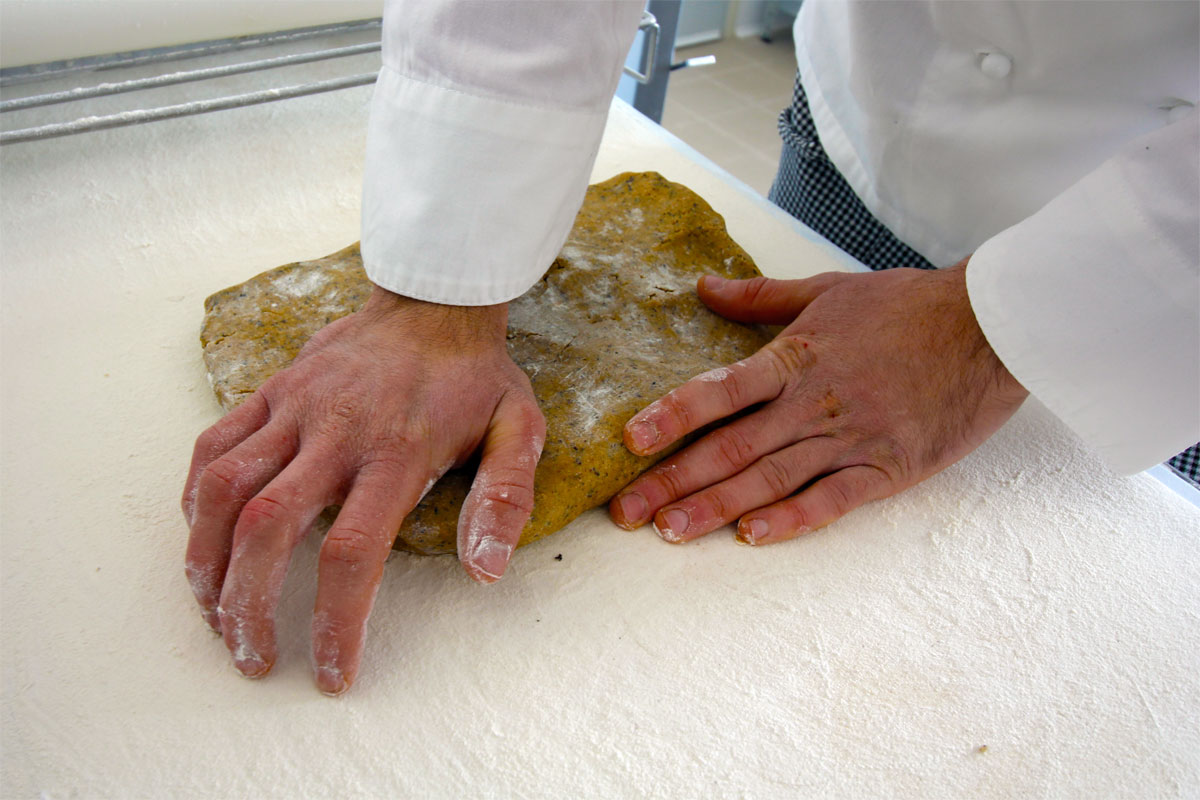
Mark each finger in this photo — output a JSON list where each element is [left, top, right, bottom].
[[697, 273, 845, 325], [623, 338, 808, 456], [217, 449, 339, 678], [457, 392, 546, 584], [735, 465, 893, 545], [610, 406, 802, 530], [312, 460, 423, 696], [650, 436, 842, 543], [184, 423, 297, 631], [182, 393, 270, 525]]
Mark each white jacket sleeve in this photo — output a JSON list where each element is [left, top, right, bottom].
[[966, 113, 1200, 474], [360, 0, 644, 306]]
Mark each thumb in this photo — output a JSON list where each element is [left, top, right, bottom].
[[697, 273, 845, 325], [457, 390, 546, 584]]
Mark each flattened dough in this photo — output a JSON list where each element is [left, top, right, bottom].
[[201, 172, 774, 554]]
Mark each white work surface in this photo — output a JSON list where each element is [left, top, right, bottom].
[[3, 70, 1199, 798]]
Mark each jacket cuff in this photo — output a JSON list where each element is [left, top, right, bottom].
[[360, 65, 609, 305], [966, 116, 1199, 474]]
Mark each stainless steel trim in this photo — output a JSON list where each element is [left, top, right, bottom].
[[0, 18, 382, 87], [0, 72, 376, 145], [0, 42, 381, 112]]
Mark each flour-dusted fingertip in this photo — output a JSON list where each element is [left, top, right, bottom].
[[653, 507, 690, 543], [233, 655, 269, 679], [461, 533, 514, 584], [624, 417, 661, 455], [315, 664, 348, 696], [218, 600, 275, 679], [736, 517, 769, 545]]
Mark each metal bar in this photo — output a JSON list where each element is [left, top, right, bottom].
[[1, 41, 380, 112], [0, 72, 376, 146], [0, 18, 382, 88], [622, 11, 660, 85]]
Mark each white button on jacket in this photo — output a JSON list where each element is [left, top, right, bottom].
[[793, 1, 1198, 474], [979, 51, 1011, 80], [362, 0, 1198, 476]]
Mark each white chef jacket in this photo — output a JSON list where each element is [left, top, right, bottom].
[[362, 0, 1199, 476], [361, 0, 644, 305]]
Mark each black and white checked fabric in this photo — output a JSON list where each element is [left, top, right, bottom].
[[768, 76, 936, 272], [1168, 447, 1200, 486], [767, 73, 1200, 488]]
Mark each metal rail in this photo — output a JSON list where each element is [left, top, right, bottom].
[[0, 41, 381, 112], [0, 13, 660, 147], [0, 73, 377, 145], [0, 18, 382, 87]]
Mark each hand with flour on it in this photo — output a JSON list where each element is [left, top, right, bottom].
[[182, 286, 545, 694], [609, 262, 1029, 543]]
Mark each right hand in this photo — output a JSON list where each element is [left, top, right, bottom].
[[182, 286, 545, 694], [609, 264, 1028, 543]]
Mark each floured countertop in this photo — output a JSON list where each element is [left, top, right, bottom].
[[1, 61, 1198, 800]]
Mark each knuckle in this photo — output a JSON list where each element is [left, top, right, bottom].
[[194, 427, 229, 458], [757, 454, 797, 498], [648, 461, 688, 498], [743, 276, 773, 305], [318, 389, 367, 434], [713, 427, 758, 470], [876, 445, 911, 481], [700, 487, 734, 523], [509, 388, 545, 425], [706, 369, 745, 411], [788, 507, 812, 532], [321, 528, 379, 570], [238, 494, 290, 529], [823, 477, 857, 517], [478, 475, 536, 516], [199, 458, 251, 504], [660, 393, 695, 432], [358, 451, 412, 482], [368, 430, 424, 465], [765, 335, 813, 377]]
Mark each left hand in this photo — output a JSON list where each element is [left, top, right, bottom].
[[608, 263, 1028, 544], [182, 288, 544, 694]]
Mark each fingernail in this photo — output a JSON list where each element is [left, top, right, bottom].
[[466, 535, 514, 584], [235, 655, 268, 679], [615, 492, 649, 527], [315, 665, 347, 696], [655, 508, 690, 543], [736, 518, 768, 545], [627, 419, 660, 453], [702, 275, 730, 295]]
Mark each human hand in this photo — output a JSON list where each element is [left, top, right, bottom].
[[608, 262, 1028, 544], [183, 286, 544, 694]]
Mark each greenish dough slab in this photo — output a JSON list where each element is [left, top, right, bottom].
[[201, 171, 774, 555]]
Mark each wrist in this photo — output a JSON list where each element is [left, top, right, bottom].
[[360, 285, 509, 347], [949, 257, 1029, 401]]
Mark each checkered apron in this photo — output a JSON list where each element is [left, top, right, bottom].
[[768, 75, 1200, 487]]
